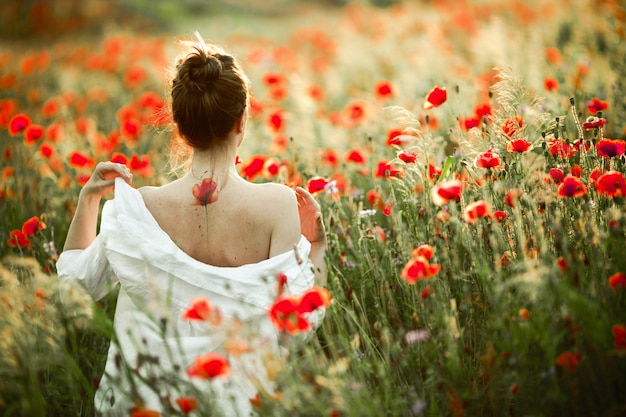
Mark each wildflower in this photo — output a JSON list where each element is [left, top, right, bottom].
[[130, 408, 161, 417], [492, 210, 507, 223], [596, 139, 625, 158], [321, 149, 338, 167], [22, 216, 46, 237], [186, 353, 230, 379], [423, 85, 447, 109], [463, 200, 491, 223], [431, 179, 462, 206], [412, 244, 435, 260], [582, 116, 606, 130], [240, 155, 268, 180], [39, 143, 54, 158], [428, 163, 442, 181], [8, 113, 31, 136], [262, 72, 287, 86], [298, 286, 332, 313], [182, 297, 221, 325], [586, 97, 609, 115], [613, 324, 626, 351], [570, 164, 582, 178], [267, 110, 285, 132], [269, 296, 311, 333], [23, 124, 44, 145], [421, 286, 433, 299], [307, 176, 329, 194], [343, 100, 367, 126], [345, 149, 366, 164], [501, 115, 523, 138], [519, 308, 531, 320], [400, 253, 440, 284], [474, 149, 501, 169], [375, 161, 402, 178], [549, 168, 564, 184], [68, 151, 96, 169], [545, 47, 562, 64], [386, 128, 404, 146], [595, 171, 626, 197], [506, 139, 533, 153], [262, 157, 281, 179], [557, 257, 568, 273], [176, 396, 198, 414], [192, 178, 219, 205], [398, 150, 418, 163], [124, 65, 147, 88], [374, 80, 396, 100], [556, 351, 581, 371], [7, 230, 30, 248], [460, 116, 480, 130], [544, 77, 559, 91], [557, 176, 587, 198], [608, 272, 626, 290], [548, 139, 575, 159]]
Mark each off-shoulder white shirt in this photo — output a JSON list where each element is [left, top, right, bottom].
[[57, 178, 317, 416]]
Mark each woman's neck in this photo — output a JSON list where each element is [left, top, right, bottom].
[[189, 144, 239, 186]]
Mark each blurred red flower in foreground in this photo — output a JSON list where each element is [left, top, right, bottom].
[[463, 200, 491, 223], [8, 113, 31, 136], [423, 85, 447, 110], [307, 176, 329, 194], [182, 297, 222, 326], [400, 247, 440, 284], [192, 178, 219, 206], [7, 230, 30, 248], [186, 353, 230, 379], [596, 139, 625, 158], [431, 179, 462, 206], [549, 168, 565, 184], [22, 216, 46, 236], [613, 324, 626, 351], [269, 286, 331, 334], [474, 149, 501, 169], [608, 272, 626, 290], [556, 351, 581, 371], [507, 139, 533, 153], [176, 397, 198, 414], [557, 176, 587, 198], [130, 408, 160, 417], [587, 97, 609, 115], [595, 171, 626, 197]]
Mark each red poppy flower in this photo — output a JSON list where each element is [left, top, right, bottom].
[[42, 98, 61, 118], [270, 296, 311, 333], [428, 163, 442, 181], [39, 143, 54, 159], [557, 257, 568, 273], [557, 176, 587, 198], [545, 47, 562, 65], [298, 286, 332, 313], [24, 124, 44, 146], [110, 152, 128, 165], [398, 150, 418, 163], [321, 149, 338, 167], [492, 210, 507, 223], [596, 139, 625, 158], [587, 97, 609, 115], [45, 122, 63, 142], [124, 65, 147, 88], [176, 397, 198, 414], [549, 168, 565, 184], [7, 230, 30, 248], [374, 80, 396, 100], [400, 255, 440, 284], [366, 189, 383, 209], [307, 176, 329, 194], [460, 116, 480, 130], [262, 157, 281, 178], [262, 72, 287, 86], [548, 139, 575, 159], [463, 200, 491, 223], [544, 77, 559, 91], [570, 164, 582, 178], [267, 110, 285, 132], [76, 173, 91, 186], [308, 84, 324, 101], [474, 149, 501, 169], [506, 139, 533, 153], [595, 171, 626, 197], [582, 116, 606, 130], [423, 85, 447, 110], [343, 101, 367, 126], [430, 179, 462, 206], [386, 128, 403, 147], [182, 297, 222, 325], [8, 113, 31, 136], [411, 244, 435, 261], [192, 178, 219, 206], [129, 154, 153, 178], [68, 151, 96, 169], [345, 149, 366, 164], [186, 353, 230, 379], [608, 272, 626, 290], [474, 103, 492, 119], [240, 155, 268, 180], [504, 189, 521, 208], [501, 115, 523, 138], [22, 216, 46, 237], [120, 118, 142, 140], [613, 324, 626, 351], [556, 351, 581, 371], [375, 161, 402, 178]]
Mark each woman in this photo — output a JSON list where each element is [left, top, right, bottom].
[[57, 34, 327, 416]]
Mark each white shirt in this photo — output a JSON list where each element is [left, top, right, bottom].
[[57, 178, 317, 416]]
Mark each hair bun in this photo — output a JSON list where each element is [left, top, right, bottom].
[[180, 52, 223, 91]]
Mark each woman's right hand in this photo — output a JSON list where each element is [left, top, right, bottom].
[[80, 162, 133, 200]]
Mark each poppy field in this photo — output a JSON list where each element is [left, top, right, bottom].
[[1, 0, 626, 415]]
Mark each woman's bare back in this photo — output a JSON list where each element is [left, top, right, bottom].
[[139, 175, 301, 267]]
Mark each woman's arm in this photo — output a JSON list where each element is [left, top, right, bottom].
[[295, 187, 328, 287], [63, 162, 132, 251]]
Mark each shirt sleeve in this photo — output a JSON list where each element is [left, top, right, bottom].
[[56, 234, 119, 301]]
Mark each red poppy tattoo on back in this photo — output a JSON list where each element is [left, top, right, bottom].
[[192, 178, 219, 238]]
